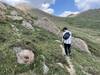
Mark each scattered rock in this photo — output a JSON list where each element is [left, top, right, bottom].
[[7, 15, 23, 21], [55, 40, 61, 43], [13, 47, 35, 64], [11, 24, 19, 32], [22, 20, 34, 30], [13, 47, 22, 53], [0, 4, 6, 20], [41, 55, 49, 75], [0, 11, 6, 20], [10, 10, 19, 16], [16, 49, 35, 64], [34, 17, 60, 35], [43, 63, 49, 75], [0, 2, 7, 10], [56, 63, 64, 68], [72, 38, 91, 54]]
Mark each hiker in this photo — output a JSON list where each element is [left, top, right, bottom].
[[62, 27, 72, 56]]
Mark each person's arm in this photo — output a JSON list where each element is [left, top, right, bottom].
[[62, 33, 64, 45]]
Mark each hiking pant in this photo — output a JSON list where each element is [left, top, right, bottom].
[[64, 43, 71, 55]]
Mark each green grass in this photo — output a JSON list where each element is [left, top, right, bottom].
[[0, 20, 68, 75]]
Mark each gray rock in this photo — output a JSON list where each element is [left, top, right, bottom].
[[34, 17, 60, 35], [10, 10, 19, 16], [16, 49, 35, 64], [22, 20, 34, 30], [40, 55, 49, 75], [13, 47, 35, 64], [0, 2, 7, 10], [8, 15, 23, 21], [13, 47, 22, 53], [11, 24, 19, 32], [43, 62, 49, 75], [56, 63, 64, 68], [72, 38, 91, 54], [0, 11, 6, 20]]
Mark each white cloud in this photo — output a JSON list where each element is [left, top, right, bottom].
[[0, 0, 55, 14], [0, 0, 55, 8], [29, 0, 55, 8], [0, 0, 29, 6], [59, 11, 79, 17], [75, 0, 100, 11], [41, 3, 54, 14]]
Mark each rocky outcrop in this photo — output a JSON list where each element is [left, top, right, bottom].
[[35, 17, 60, 35], [72, 38, 91, 54]]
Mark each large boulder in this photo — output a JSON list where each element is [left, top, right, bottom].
[[13, 47, 35, 64], [16, 49, 35, 64], [72, 38, 91, 54], [34, 17, 60, 35]]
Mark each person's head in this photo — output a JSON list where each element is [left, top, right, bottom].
[[62, 27, 68, 32]]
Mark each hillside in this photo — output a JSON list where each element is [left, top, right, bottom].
[[0, 2, 68, 75], [65, 9, 100, 56], [66, 9, 100, 30], [0, 2, 100, 75]]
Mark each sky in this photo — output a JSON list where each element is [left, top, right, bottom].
[[1, 0, 100, 17]]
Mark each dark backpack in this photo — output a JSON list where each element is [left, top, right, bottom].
[[63, 32, 70, 40]]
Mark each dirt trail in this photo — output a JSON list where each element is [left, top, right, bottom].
[[60, 45, 76, 75]]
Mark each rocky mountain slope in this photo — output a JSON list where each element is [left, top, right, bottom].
[[0, 2, 100, 75]]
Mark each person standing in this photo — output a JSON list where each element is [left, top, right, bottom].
[[62, 27, 72, 56]]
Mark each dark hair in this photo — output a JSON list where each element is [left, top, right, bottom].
[[62, 27, 68, 32]]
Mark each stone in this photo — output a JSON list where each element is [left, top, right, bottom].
[[22, 20, 34, 29], [43, 63, 49, 75], [16, 47, 35, 64], [34, 17, 60, 35], [11, 24, 19, 32], [0, 11, 6, 20], [10, 10, 19, 16], [56, 63, 64, 68], [13, 47, 22, 54], [72, 38, 91, 54], [7, 15, 23, 21], [0, 2, 7, 10]]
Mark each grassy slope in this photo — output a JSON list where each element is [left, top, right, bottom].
[[0, 20, 69, 75], [57, 9, 100, 74], [37, 9, 100, 74], [25, 8, 100, 75], [65, 9, 100, 57], [0, 3, 69, 75]]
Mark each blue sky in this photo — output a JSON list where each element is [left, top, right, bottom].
[[50, 0, 78, 15], [1, 0, 100, 17]]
